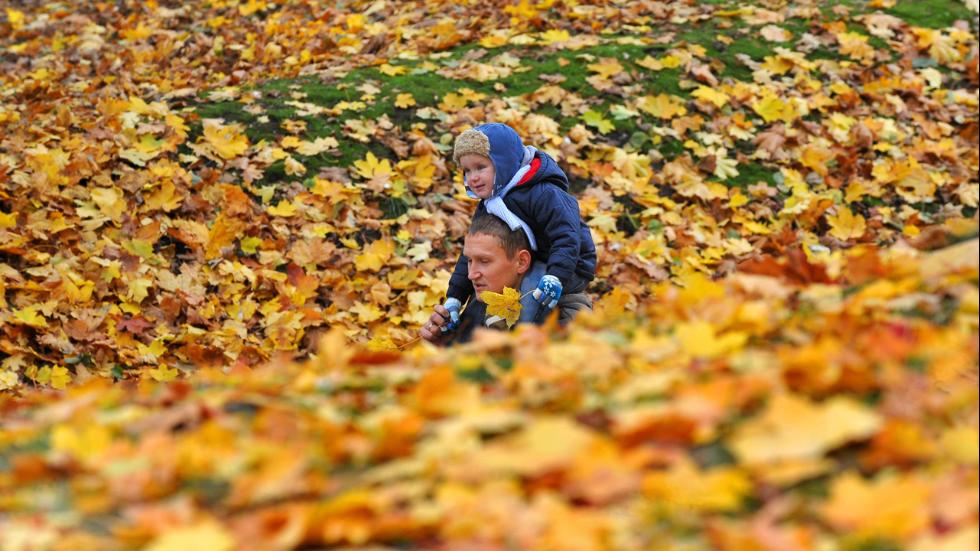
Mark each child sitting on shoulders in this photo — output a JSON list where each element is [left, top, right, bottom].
[[442, 122, 597, 331]]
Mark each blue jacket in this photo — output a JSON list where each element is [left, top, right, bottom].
[[448, 148, 597, 303]]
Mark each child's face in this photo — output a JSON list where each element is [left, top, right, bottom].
[[459, 154, 495, 199]]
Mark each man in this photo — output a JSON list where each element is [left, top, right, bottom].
[[419, 214, 555, 345]]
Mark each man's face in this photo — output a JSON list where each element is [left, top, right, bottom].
[[459, 153, 495, 199], [464, 233, 526, 299]]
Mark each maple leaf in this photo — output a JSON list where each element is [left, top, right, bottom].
[[691, 86, 730, 108], [144, 522, 235, 551], [729, 393, 882, 465], [295, 137, 339, 156], [394, 93, 416, 108], [201, 119, 250, 159], [760, 25, 792, 42], [827, 208, 867, 240], [13, 305, 48, 328], [587, 57, 624, 79], [752, 94, 798, 123], [582, 110, 614, 134], [354, 238, 394, 272], [353, 151, 393, 179], [480, 286, 523, 328], [820, 472, 931, 540], [148, 363, 179, 382], [637, 94, 687, 119]]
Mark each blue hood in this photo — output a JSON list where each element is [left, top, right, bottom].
[[473, 123, 527, 195]]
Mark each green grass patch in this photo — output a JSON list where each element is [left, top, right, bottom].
[[886, 0, 977, 29]]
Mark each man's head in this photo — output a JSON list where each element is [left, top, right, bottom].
[[464, 213, 532, 300], [453, 123, 526, 199]]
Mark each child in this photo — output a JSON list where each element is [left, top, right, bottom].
[[442, 122, 597, 330]]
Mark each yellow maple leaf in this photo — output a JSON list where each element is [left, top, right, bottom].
[[283, 155, 306, 176], [394, 93, 416, 108], [267, 200, 298, 217], [539, 29, 570, 45], [820, 472, 931, 540], [0, 210, 16, 228], [353, 151, 393, 179], [6, 8, 25, 30], [480, 286, 522, 328], [637, 94, 687, 119], [91, 186, 126, 220], [643, 459, 751, 512], [148, 363, 179, 382], [49, 366, 71, 389], [51, 423, 111, 464], [202, 119, 250, 160], [587, 57, 624, 79], [379, 63, 407, 76], [691, 86, 730, 108], [354, 238, 394, 272], [144, 521, 235, 551], [827, 208, 867, 240], [752, 94, 797, 123], [675, 321, 748, 359], [729, 393, 882, 465], [13, 305, 48, 328]]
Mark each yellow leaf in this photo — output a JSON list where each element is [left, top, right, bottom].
[[49, 366, 71, 389], [144, 521, 235, 551], [643, 459, 751, 512], [0, 211, 16, 228], [729, 393, 882, 465], [752, 94, 797, 123], [677, 271, 725, 305], [675, 321, 748, 359], [283, 155, 306, 176], [820, 472, 931, 540], [91, 186, 127, 220], [538, 29, 570, 45], [636, 94, 687, 119], [480, 286, 522, 328], [354, 238, 394, 272], [691, 86, 730, 108], [295, 137, 339, 156], [6, 8, 25, 30], [464, 417, 596, 476], [267, 200, 297, 217], [51, 423, 111, 464], [587, 57, 624, 79], [202, 119, 250, 160], [379, 63, 407, 76], [827, 208, 867, 240], [13, 305, 48, 328], [353, 151, 392, 179], [394, 93, 416, 108], [144, 180, 183, 212], [148, 364, 179, 382]]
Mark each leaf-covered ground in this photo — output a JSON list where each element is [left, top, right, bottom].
[[1, 1, 978, 549]]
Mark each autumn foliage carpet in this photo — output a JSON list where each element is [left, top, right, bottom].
[[1, 1, 979, 550]]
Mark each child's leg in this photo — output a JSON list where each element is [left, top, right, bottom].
[[556, 292, 592, 325]]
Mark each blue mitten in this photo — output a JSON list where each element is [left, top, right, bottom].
[[439, 298, 462, 333], [532, 275, 562, 310]]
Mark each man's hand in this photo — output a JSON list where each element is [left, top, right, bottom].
[[420, 304, 453, 345], [440, 298, 462, 333], [531, 274, 562, 309]]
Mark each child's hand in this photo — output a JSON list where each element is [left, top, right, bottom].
[[532, 275, 562, 309], [439, 298, 462, 333]]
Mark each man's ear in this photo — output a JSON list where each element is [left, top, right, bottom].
[[515, 249, 532, 275]]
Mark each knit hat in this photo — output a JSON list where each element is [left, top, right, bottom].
[[452, 123, 528, 195]]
